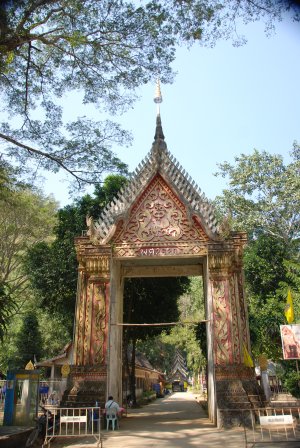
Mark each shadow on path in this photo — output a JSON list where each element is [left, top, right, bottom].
[[53, 392, 246, 448]]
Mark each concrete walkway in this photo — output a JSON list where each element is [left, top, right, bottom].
[[53, 392, 247, 448], [3, 393, 300, 447]]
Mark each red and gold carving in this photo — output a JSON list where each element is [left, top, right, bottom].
[[74, 274, 108, 366], [229, 274, 241, 364], [75, 273, 87, 365], [212, 280, 233, 365], [113, 174, 209, 252], [90, 282, 108, 365], [237, 272, 249, 347], [86, 256, 110, 278], [83, 282, 92, 364]]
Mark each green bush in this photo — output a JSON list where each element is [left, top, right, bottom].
[[283, 372, 300, 398]]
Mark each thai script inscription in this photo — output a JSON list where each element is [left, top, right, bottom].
[[140, 247, 178, 256]]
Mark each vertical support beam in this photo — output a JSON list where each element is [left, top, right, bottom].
[[73, 271, 87, 366], [107, 260, 124, 404], [204, 256, 217, 424], [208, 244, 259, 427], [89, 281, 109, 365], [72, 271, 82, 365], [83, 281, 93, 365], [73, 249, 111, 367]]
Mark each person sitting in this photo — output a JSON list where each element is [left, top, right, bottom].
[[105, 396, 121, 429], [105, 396, 121, 413]]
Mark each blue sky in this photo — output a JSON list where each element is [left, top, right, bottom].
[[43, 15, 300, 207]]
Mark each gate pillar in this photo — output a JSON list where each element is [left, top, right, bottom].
[[107, 260, 124, 405], [63, 237, 111, 406], [208, 233, 265, 426]]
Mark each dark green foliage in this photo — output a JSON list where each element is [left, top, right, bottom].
[[136, 278, 206, 377], [25, 175, 128, 336], [248, 296, 285, 360], [0, 163, 58, 344], [0, 282, 17, 342], [283, 371, 300, 399], [123, 277, 190, 340], [195, 322, 207, 358], [25, 241, 77, 335], [136, 337, 176, 373], [244, 234, 299, 359], [13, 311, 43, 370], [123, 276, 190, 402], [0, 0, 176, 185], [244, 234, 288, 301], [215, 147, 300, 362]]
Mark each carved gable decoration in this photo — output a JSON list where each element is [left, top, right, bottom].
[[112, 174, 210, 257], [86, 115, 220, 252]]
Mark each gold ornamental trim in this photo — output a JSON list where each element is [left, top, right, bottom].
[[25, 360, 35, 370], [85, 256, 110, 276], [61, 364, 71, 378], [258, 354, 268, 371]]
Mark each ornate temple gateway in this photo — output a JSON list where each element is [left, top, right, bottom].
[[68, 90, 264, 426]]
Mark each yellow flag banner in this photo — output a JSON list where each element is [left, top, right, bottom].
[[243, 343, 254, 368], [285, 289, 294, 324]]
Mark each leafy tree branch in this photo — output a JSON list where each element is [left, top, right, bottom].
[[1, 0, 298, 187]]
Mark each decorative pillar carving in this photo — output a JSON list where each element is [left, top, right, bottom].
[[73, 245, 110, 367], [208, 236, 252, 376], [208, 235, 264, 427], [63, 238, 111, 407]]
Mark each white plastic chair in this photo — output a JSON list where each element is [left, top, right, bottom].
[[106, 408, 119, 430]]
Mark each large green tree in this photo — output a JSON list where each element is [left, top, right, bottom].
[[0, 162, 58, 337], [215, 144, 300, 359], [215, 143, 300, 242], [0, 1, 298, 187], [25, 175, 128, 335], [13, 311, 43, 370]]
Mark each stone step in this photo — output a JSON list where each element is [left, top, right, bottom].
[[271, 393, 297, 401]]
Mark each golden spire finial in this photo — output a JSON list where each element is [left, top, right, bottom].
[[153, 78, 162, 115]]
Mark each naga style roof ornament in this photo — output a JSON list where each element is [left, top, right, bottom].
[[87, 82, 220, 244]]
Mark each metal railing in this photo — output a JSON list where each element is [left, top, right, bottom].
[[238, 407, 300, 447], [44, 406, 103, 448]]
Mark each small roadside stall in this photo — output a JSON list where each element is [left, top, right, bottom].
[[35, 342, 73, 405], [3, 368, 40, 426]]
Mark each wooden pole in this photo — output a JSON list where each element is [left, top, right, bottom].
[[112, 320, 210, 327]]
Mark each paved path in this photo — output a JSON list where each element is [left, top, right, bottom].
[[53, 392, 246, 448]]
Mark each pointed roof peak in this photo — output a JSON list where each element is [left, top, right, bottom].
[[89, 80, 220, 242], [153, 79, 164, 140], [153, 79, 166, 156], [154, 112, 165, 142]]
